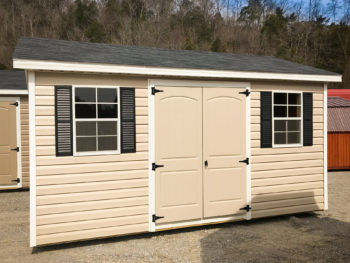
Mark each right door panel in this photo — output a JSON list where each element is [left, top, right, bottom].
[[203, 88, 247, 218]]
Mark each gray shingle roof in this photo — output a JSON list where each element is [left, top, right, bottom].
[[0, 70, 26, 90], [13, 37, 339, 76]]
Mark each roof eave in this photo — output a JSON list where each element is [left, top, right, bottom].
[[13, 58, 343, 83]]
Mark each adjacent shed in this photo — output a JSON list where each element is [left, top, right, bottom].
[[328, 96, 350, 170], [12, 37, 342, 247], [0, 70, 29, 189], [328, 89, 350, 100]]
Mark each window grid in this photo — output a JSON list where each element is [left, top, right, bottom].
[[272, 92, 303, 147], [73, 86, 120, 156]]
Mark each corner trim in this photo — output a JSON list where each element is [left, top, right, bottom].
[[13, 59, 342, 83], [28, 71, 36, 247], [323, 83, 328, 210]]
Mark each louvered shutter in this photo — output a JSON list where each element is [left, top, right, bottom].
[[120, 88, 136, 153], [303, 92, 313, 146], [260, 91, 272, 148], [55, 86, 73, 156]]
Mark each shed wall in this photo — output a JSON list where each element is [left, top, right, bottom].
[[33, 72, 325, 245], [34, 72, 149, 245], [250, 82, 324, 218], [328, 132, 350, 170]]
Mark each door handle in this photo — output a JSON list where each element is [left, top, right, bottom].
[[204, 160, 208, 167]]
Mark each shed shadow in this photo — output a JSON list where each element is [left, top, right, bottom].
[[200, 192, 350, 263]]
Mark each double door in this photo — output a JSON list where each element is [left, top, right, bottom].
[[154, 86, 248, 225]]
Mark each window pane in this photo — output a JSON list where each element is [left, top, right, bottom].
[[76, 137, 96, 152], [98, 104, 118, 118], [288, 93, 301, 105], [76, 121, 96, 136], [75, 88, 96, 102], [98, 89, 118, 102], [288, 106, 301, 117], [98, 136, 118, 151], [274, 93, 287, 104], [287, 120, 301, 131], [287, 132, 301, 144], [274, 132, 286, 144], [274, 106, 287, 117], [274, 120, 286, 131], [75, 104, 96, 118], [98, 121, 117, 135]]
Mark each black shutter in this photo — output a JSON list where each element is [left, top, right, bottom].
[[260, 92, 272, 148], [120, 88, 136, 153], [55, 86, 73, 156], [303, 92, 313, 146]]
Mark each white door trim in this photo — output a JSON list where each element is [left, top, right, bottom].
[[323, 83, 328, 210], [27, 71, 37, 247], [148, 79, 251, 231], [0, 97, 22, 190]]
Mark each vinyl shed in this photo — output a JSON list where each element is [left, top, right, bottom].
[[0, 70, 29, 189], [12, 37, 342, 247]]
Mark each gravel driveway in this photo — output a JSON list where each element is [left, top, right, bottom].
[[1, 172, 349, 263]]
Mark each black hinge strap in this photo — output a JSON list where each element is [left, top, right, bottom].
[[239, 157, 249, 165], [152, 214, 164, 222], [239, 89, 250, 97], [11, 147, 20, 152], [151, 87, 164, 95], [12, 178, 20, 183], [152, 162, 164, 171], [10, 102, 19, 107], [240, 205, 251, 212]]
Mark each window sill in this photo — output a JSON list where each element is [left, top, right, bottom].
[[73, 150, 120, 157], [272, 144, 303, 148]]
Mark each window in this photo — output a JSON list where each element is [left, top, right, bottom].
[[73, 87, 120, 155], [273, 92, 302, 146]]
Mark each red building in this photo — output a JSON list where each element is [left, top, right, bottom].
[[328, 89, 350, 100]]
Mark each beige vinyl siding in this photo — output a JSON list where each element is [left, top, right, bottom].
[[20, 96, 30, 188], [250, 82, 325, 218], [34, 72, 149, 245]]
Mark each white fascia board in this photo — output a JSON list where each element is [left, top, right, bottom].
[[0, 89, 28, 95], [13, 59, 342, 83]]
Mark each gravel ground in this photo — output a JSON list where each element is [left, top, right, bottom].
[[1, 171, 349, 263]]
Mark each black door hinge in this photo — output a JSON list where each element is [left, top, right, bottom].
[[239, 89, 250, 97], [240, 205, 251, 212], [12, 178, 20, 183], [152, 214, 164, 222], [152, 162, 164, 171], [11, 147, 20, 152], [239, 157, 249, 165], [10, 102, 19, 107], [151, 87, 164, 95], [204, 160, 208, 167]]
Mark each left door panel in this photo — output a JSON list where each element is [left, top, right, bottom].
[[155, 87, 203, 224], [0, 101, 18, 185]]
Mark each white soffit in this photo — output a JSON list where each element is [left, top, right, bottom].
[[13, 59, 342, 83]]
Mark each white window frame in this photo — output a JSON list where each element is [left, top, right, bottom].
[[272, 90, 303, 148], [72, 85, 121, 156]]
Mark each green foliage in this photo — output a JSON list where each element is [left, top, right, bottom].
[[183, 37, 196, 50], [211, 37, 225, 52]]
